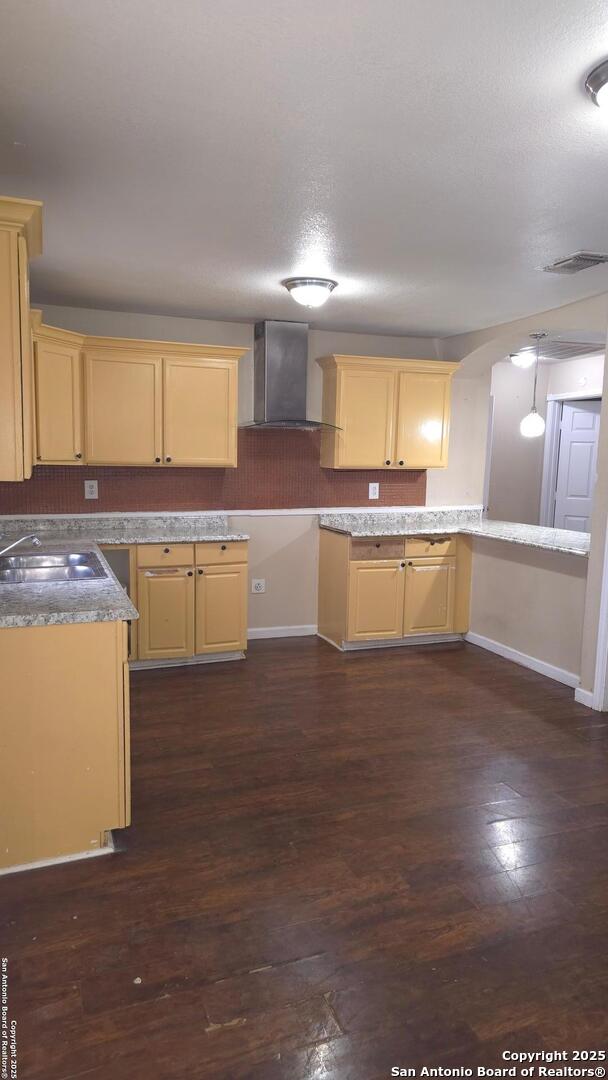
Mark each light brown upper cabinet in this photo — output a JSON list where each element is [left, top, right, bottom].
[[0, 197, 42, 481], [82, 341, 244, 467], [34, 326, 84, 464], [318, 355, 458, 470], [163, 355, 237, 466], [85, 350, 163, 465]]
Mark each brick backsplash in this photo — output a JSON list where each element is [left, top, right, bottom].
[[0, 430, 426, 513]]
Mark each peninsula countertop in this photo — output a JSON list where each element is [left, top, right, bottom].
[[0, 540, 139, 629], [319, 509, 590, 558]]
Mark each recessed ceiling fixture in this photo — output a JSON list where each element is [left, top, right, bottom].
[[520, 332, 547, 439], [283, 277, 338, 308], [586, 58, 608, 106]]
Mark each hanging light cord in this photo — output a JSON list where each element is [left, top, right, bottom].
[[530, 331, 547, 411]]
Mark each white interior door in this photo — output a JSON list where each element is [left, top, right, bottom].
[[553, 399, 601, 531]]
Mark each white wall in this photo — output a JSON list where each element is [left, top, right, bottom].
[[469, 537, 588, 679], [546, 352, 604, 398], [486, 352, 604, 525], [229, 514, 319, 634]]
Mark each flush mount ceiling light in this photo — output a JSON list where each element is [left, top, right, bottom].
[[586, 58, 608, 106], [283, 277, 338, 308], [520, 332, 547, 439]]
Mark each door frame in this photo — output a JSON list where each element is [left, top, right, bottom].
[[538, 393, 601, 528]]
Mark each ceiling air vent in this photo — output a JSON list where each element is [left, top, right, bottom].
[[544, 251, 608, 275]]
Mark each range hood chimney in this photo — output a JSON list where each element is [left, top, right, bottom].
[[249, 320, 329, 429]]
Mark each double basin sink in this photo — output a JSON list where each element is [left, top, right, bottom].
[[0, 551, 107, 585]]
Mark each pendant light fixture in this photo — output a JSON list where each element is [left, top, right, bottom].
[[510, 348, 535, 369], [519, 331, 547, 438]]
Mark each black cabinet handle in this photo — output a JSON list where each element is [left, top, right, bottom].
[[400, 562, 406, 568], [221, 544, 227, 550], [408, 561, 413, 566], [398, 460, 404, 466], [198, 568, 204, 575], [187, 570, 193, 577], [166, 456, 172, 463], [385, 459, 391, 465], [375, 543, 380, 548], [155, 457, 161, 463], [163, 547, 170, 554], [75, 452, 82, 459]]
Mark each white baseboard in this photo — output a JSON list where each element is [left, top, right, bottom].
[[0, 836, 115, 878], [465, 631, 579, 688], [247, 625, 317, 640], [574, 686, 596, 709]]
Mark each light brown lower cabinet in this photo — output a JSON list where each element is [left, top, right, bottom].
[[402, 557, 456, 635], [137, 566, 195, 660], [0, 620, 130, 871], [195, 563, 247, 653], [347, 560, 406, 641], [318, 530, 471, 649], [136, 543, 248, 661]]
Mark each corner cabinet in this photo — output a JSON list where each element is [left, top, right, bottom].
[[0, 197, 42, 481], [29, 317, 247, 471], [318, 355, 458, 470]]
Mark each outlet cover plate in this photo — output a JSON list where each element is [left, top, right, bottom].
[[368, 482, 379, 500], [84, 480, 99, 500], [251, 578, 266, 594]]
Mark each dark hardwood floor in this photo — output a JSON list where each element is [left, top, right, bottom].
[[3, 638, 608, 1078]]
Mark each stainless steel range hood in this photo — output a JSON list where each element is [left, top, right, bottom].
[[245, 320, 334, 429]]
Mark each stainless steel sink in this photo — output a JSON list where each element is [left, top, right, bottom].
[[0, 551, 107, 584]]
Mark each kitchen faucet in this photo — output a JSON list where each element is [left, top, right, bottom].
[[0, 534, 42, 557]]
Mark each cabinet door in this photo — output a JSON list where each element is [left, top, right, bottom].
[[195, 563, 247, 654], [163, 356, 237, 467], [403, 558, 455, 635], [336, 367, 396, 468], [395, 371, 451, 468], [85, 352, 162, 465], [347, 560, 405, 641], [35, 340, 83, 464], [137, 567, 194, 660]]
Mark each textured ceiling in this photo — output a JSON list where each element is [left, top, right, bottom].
[[2, 0, 608, 336]]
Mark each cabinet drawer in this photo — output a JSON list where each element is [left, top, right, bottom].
[[405, 536, 456, 557], [136, 543, 194, 567], [350, 538, 405, 561], [195, 541, 248, 565]]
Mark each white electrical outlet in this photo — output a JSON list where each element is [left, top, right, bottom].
[[84, 480, 98, 500], [251, 578, 266, 594], [368, 482, 379, 500]]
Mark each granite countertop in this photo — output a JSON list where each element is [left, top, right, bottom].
[[0, 512, 249, 545], [319, 508, 590, 557], [0, 540, 139, 629]]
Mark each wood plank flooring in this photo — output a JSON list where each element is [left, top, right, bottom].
[[2, 638, 608, 1078]]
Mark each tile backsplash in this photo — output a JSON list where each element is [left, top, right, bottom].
[[0, 429, 426, 513]]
